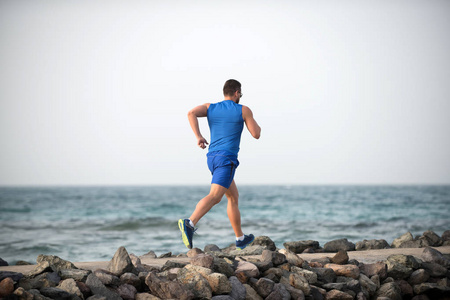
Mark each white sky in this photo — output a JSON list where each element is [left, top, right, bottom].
[[1, 0, 449, 186]]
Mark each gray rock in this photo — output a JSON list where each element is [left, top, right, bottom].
[[359, 274, 377, 299], [85, 273, 122, 300], [408, 269, 430, 286], [359, 262, 387, 280], [142, 250, 157, 258], [252, 236, 277, 251], [229, 276, 246, 300], [283, 283, 305, 300], [355, 239, 390, 251], [279, 250, 304, 267], [214, 257, 235, 278], [145, 272, 193, 300], [243, 283, 263, 300], [280, 273, 310, 296], [187, 248, 204, 257], [40, 287, 73, 300], [93, 269, 121, 286], [19, 272, 61, 290], [322, 283, 346, 291], [442, 230, 450, 241], [205, 244, 221, 252], [235, 260, 260, 278], [421, 246, 450, 267], [177, 266, 212, 299], [261, 250, 286, 266], [397, 279, 414, 298], [27, 260, 52, 277], [107, 246, 135, 276], [158, 252, 172, 258], [266, 283, 291, 300], [291, 266, 317, 284], [422, 230, 443, 246], [311, 267, 336, 284], [323, 239, 355, 252], [255, 277, 275, 298], [120, 272, 141, 289], [161, 260, 188, 271], [59, 269, 91, 281], [228, 245, 266, 256], [283, 240, 320, 253], [0, 258, 8, 266], [346, 279, 362, 295], [37, 255, 78, 272], [386, 260, 413, 279], [392, 232, 414, 248], [86, 296, 107, 300], [0, 271, 24, 282], [413, 282, 450, 295], [206, 272, 232, 295], [421, 262, 448, 277], [376, 282, 402, 300], [117, 283, 137, 300], [212, 296, 234, 300], [57, 278, 84, 299], [28, 288, 54, 300], [191, 253, 215, 269]]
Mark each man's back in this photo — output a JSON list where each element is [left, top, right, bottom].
[[207, 100, 244, 155]]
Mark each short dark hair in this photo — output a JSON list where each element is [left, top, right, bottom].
[[223, 79, 241, 96]]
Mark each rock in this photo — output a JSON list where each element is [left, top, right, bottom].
[[386, 254, 419, 279], [0, 258, 8, 267], [145, 272, 193, 300], [283, 283, 305, 300], [283, 240, 319, 253], [93, 269, 120, 286], [346, 279, 362, 295], [326, 289, 353, 300], [255, 277, 275, 298], [291, 266, 317, 284], [187, 248, 204, 257], [59, 269, 91, 281], [392, 232, 414, 248], [324, 264, 360, 279], [0, 271, 24, 282], [177, 265, 212, 299], [57, 278, 84, 299], [413, 282, 450, 295], [116, 283, 137, 300], [330, 250, 349, 265], [359, 262, 387, 280], [355, 239, 390, 250], [213, 257, 235, 277], [40, 287, 73, 300], [191, 253, 215, 269], [421, 246, 450, 267], [324, 239, 355, 252], [396, 279, 413, 298], [281, 272, 310, 295], [229, 276, 246, 300], [19, 272, 61, 290], [408, 269, 430, 286], [27, 260, 52, 277], [310, 257, 331, 266], [135, 293, 161, 300], [13, 286, 34, 299], [311, 267, 336, 284], [421, 262, 448, 277], [16, 260, 33, 265], [235, 260, 260, 278], [37, 255, 78, 272], [244, 283, 263, 300], [228, 245, 266, 256], [375, 282, 402, 300], [359, 274, 377, 298], [212, 296, 234, 300], [161, 260, 188, 271], [422, 230, 443, 246], [86, 296, 107, 300], [411, 296, 430, 300], [206, 272, 232, 295], [158, 252, 172, 258], [279, 250, 304, 267], [120, 272, 141, 289], [266, 283, 291, 300], [77, 281, 91, 299], [322, 282, 345, 291], [85, 273, 122, 300], [107, 246, 134, 276], [442, 230, 450, 241], [0, 277, 14, 298], [252, 236, 276, 251], [398, 239, 428, 248], [142, 250, 157, 258], [205, 244, 221, 252], [261, 250, 286, 266]]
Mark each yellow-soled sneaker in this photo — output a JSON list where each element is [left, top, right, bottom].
[[236, 234, 255, 250], [178, 219, 196, 249]]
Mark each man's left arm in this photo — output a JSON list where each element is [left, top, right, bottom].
[[188, 104, 209, 149]]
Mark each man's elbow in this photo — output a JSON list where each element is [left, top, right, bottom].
[[253, 130, 261, 139]]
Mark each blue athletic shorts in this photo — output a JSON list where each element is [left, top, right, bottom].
[[207, 150, 239, 189]]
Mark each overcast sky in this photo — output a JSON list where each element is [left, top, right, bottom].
[[1, 0, 449, 186]]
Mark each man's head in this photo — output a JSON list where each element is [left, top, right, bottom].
[[223, 79, 242, 103]]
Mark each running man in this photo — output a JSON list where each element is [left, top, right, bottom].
[[178, 79, 261, 250]]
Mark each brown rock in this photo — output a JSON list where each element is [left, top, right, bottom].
[[107, 246, 134, 276], [117, 283, 137, 300], [244, 283, 263, 300], [359, 262, 387, 280], [391, 232, 414, 248], [235, 260, 260, 278], [375, 282, 402, 300], [279, 249, 304, 267], [135, 293, 161, 300], [326, 289, 353, 300], [190, 253, 214, 269], [13, 287, 34, 300], [396, 280, 413, 298], [330, 250, 349, 265], [408, 269, 430, 286], [187, 248, 204, 258], [206, 272, 232, 295], [255, 277, 275, 298], [145, 272, 193, 300], [0, 277, 14, 298], [324, 264, 360, 279], [57, 278, 84, 299], [177, 266, 212, 299]]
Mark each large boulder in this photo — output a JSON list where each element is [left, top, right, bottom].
[[421, 247, 450, 267], [391, 232, 414, 248], [107, 246, 135, 276], [355, 239, 390, 251], [323, 239, 355, 252], [145, 272, 193, 300], [177, 265, 212, 299], [283, 240, 320, 253], [36, 255, 78, 272]]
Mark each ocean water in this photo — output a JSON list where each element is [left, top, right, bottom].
[[1, 185, 449, 264]]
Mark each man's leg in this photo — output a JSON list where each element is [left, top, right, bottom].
[[225, 180, 244, 237], [189, 183, 227, 225]]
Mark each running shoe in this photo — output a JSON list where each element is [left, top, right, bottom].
[[178, 219, 196, 249], [236, 234, 255, 250]]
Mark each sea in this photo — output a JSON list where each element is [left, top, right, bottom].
[[1, 185, 449, 265]]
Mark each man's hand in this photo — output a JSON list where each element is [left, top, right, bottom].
[[197, 136, 209, 149]]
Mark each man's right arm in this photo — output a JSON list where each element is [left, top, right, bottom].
[[242, 105, 261, 139], [188, 103, 210, 149]]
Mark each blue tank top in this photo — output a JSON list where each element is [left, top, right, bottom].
[[207, 100, 244, 155]]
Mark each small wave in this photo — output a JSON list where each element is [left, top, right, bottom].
[[0, 207, 32, 213], [99, 217, 171, 231]]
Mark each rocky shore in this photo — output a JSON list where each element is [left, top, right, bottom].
[[1, 230, 449, 300]]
